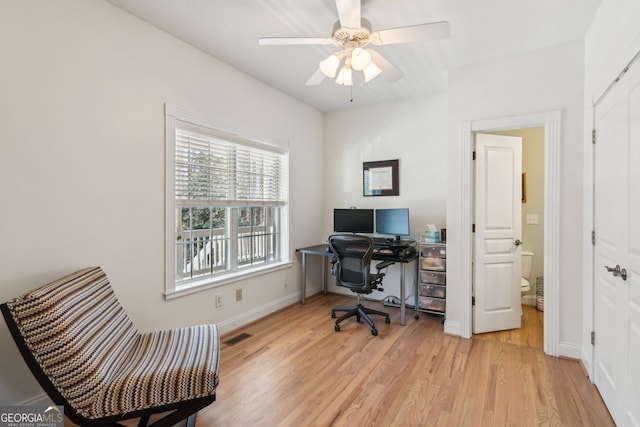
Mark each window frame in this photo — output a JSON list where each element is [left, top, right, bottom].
[[164, 104, 291, 299]]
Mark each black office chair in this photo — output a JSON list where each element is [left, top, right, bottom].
[[328, 234, 395, 336]]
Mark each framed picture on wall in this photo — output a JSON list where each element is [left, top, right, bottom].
[[522, 173, 527, 203], [363, 159, 399, 196]]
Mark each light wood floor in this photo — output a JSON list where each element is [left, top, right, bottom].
[[67, 294, 613, 426], [474, 304, 544, 349], [198, 294, 612, 426]]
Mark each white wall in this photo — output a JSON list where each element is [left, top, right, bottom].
[[447, 41, 585, 355], [0, 0, 324, 404], [582, 0, 640, 374], [322, 94, 447, 298]]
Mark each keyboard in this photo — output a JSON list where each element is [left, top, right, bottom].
[[373, 237, 390, 249]]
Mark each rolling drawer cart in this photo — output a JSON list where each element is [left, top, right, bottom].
[[415, 242, 446, 321]]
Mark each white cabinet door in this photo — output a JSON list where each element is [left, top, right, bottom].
[[594, 57, 640, 427], [473, 133, 522, 334]]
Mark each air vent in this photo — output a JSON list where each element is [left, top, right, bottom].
[[223, 332, 253, 346]]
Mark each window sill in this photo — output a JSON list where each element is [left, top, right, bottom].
[[164, 261, 294, 300]]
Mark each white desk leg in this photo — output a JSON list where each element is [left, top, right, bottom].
[[300, 253, 307, 304]]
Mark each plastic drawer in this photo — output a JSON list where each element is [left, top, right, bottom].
[[418, 296, 445, 313], [419, 270, 446, 285], [420, 244, 446, 259], [420, 284, 446, 299], [420, 257, 446, 271]]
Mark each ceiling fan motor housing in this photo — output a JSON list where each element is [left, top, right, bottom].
[[331, 18, 372, 47]]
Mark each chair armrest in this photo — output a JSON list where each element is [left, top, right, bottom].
[[375, 260, 395, 270], [329, 256, 337, 275]]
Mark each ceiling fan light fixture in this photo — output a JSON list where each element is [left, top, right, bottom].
[[319, 54, 341, 78], [260, 0, 453, 92], [363, 61, 382, 82], [335, 66, 353, 86], [350, 47, 371, 71]]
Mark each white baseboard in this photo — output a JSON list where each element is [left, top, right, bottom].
[[581, 346, 594, 381], [559, 341, 582, 359], [444, 319, 462, 337], [216, 293, 300, 335]]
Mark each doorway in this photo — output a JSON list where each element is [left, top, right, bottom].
[[473, 127, 545, 340], [458, 111, 561, 356], [489, 127, 546, 310]]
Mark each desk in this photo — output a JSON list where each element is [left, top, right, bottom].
[[295, 244, 418, 325]]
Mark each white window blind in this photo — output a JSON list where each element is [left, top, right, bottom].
[[175, 126, 285, 206]]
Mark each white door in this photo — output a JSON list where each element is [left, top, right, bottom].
[[473, 133, 522, 334], [593, 57, 640, 427]]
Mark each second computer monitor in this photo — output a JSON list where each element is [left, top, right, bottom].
[[375, 208, 410, 240]]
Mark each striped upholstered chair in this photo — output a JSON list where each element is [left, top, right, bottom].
[[1, 266, 220, 427]]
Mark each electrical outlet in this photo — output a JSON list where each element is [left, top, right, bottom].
[[215, 293, 223, 307], [236, 288, 242, 302]]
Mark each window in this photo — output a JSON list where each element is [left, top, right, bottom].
[[165, 105, 289, 297]]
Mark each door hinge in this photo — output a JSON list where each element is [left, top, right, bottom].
[[591, 230, 596, 245], [592, 129, 596, 144], [472, 151, 476, 160], [472, 223, 476, 233], [591, 331, 595, 346], [472, 296, 476, 306]]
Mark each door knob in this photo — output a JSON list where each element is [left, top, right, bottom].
[[514, 239, 523, 246], [605, 264, 628, 281]]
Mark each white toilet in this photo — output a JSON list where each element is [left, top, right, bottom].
[[521, 251, 534, 296]]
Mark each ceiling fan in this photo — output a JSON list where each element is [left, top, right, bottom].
[[258, 0, 450, 86]]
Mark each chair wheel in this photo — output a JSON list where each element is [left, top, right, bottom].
[[356, 316, 361, 323], [385, 317, 391, 324], [335, 324, 340, 332], [371, 328, 378, 336], [331, 312, 336, 318]]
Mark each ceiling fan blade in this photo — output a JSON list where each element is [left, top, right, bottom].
[[367, 49, 403, 82], [259, 37, 334, 46], [335, 0, 361, 30], [370, 21, 450, 45], [305, 68, 326, 86]]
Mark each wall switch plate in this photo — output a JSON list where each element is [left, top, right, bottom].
[[526, 214, 539, 225]]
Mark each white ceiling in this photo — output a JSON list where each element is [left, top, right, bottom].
[[105, 0, 601, 112]]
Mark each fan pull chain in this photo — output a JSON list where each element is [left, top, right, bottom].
[[349, 85, 353, 103]]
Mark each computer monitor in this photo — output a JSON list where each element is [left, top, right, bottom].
[[333, 209, 374, 233], [375, 208, 410, 240]]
